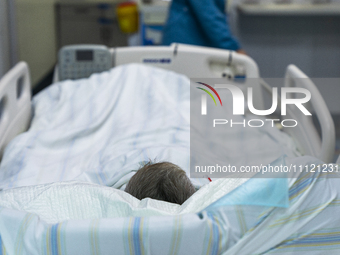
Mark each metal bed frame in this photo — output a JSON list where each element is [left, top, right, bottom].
[[0, 44, 335, 162]]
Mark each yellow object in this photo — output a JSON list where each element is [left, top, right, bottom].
[[116, 2, 139, 33]]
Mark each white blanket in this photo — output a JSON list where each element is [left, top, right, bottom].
[[0, 64, 298, 190], [0, 64, 339, 254]]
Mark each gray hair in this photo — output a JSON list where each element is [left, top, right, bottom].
[[125, 161, 196, 205]]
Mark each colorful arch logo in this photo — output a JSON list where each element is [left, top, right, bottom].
[[196, 82, 223, 106]]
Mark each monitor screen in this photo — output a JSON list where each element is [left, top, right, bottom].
[[76, 50, 93, 61]]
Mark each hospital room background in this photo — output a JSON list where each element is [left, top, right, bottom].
[[1, 0, 340, 253], [1, 0, 340, 159]]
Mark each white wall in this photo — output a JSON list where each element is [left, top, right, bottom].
[[0, 0, 11, 79], [0, 0, 55, 84], [16, 0, 57, 86], [15, 0, 124, 86]]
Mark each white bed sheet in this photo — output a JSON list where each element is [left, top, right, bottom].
[[1, 64, 340, 254], [0, 64, 298, 191]]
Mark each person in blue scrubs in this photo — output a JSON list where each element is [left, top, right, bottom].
[[162, 0, 245, 53]]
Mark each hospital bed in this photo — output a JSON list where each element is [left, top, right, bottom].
[[0, 43, 335, 163], [0, 44, 338, 254]]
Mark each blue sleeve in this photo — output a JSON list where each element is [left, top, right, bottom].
[[186, 0, 241, 50]]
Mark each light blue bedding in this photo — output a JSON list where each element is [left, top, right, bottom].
[[0, 64, 338, 254], [0, 64, 297, 190], [0, 156, 339, 254]]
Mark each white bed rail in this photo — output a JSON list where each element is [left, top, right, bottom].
[[54, 44, 265, 109], [115, 44, 260, 78], [115, 44, 264, 109], [0, 62, 31, 159], [283, 64, 335, 163], [2, 47, 334, 164]]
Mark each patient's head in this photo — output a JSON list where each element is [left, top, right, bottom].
[[125, 161, 196, 205]]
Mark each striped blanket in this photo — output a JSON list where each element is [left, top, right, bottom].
[[0, 64, 337, 254], [0, 156, 339, 254]]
